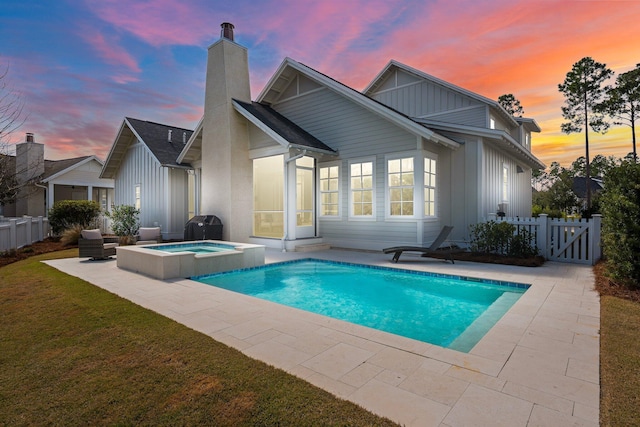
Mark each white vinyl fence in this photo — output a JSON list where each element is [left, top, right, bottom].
[[486, 213, 602, 265], [0, 216, 50, 253]]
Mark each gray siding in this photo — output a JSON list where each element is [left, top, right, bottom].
[[114, 142, 188, 239], [425, 106, 487, 127], [274, 88, 417, 156]]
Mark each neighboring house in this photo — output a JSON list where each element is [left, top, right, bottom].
[[572, 176, 604, 209], [100, 118, 194, 240], [1, 133, 114, 229], [104, 23, 545, 251]]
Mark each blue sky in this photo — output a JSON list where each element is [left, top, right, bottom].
[[2, 0, 639, 166]]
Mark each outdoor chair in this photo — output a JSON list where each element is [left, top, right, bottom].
[[383, 225, 455, 264], [78, 229, 118, 260], [135, 227, 162, 245]]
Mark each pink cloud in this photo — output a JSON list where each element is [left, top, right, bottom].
[[79, 26, 141, 78]]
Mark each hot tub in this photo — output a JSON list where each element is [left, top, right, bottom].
[[116, 240, 265, 280]]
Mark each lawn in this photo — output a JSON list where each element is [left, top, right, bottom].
[[0, 249, 398, 426]]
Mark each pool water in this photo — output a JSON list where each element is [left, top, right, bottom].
[[195, 259, 529, 352], [149, 242, 236, 254]]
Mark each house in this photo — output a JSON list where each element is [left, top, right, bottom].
[[100, 118, 194, 240], [1, 133, 114, 229], [104, 22, 545, 251], [572, 176, 604, 210]]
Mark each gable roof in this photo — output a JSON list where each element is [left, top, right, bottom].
[[42, 156, 102, 182], [572, 176, 604, 199], [101, 118, 194, 179], [232, 100, 336, 155], [365, 60, 533, 130], [257, 57, 461, 150]]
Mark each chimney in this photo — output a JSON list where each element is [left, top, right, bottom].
[[220, 22, 234, 41], [26, 132, 35, 143]]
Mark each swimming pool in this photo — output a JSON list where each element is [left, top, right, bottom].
[[194, 259, 529, 352]]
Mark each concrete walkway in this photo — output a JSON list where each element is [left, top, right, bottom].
[[46, 249, 599, 426]]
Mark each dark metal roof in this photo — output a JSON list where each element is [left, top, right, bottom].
[[572, 177, 604, 199], [233, 100, 336, 153], [125, 117, 194, 166]]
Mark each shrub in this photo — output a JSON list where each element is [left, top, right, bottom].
[[60, 224, 83, 246], [601, 160, 640, 289], [107, 205, 140, 244], [48, 200, 101, 235], [470, 220, 538, 258]]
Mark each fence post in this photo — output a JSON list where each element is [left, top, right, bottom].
[[24, 216, 33, 245], [591, 214, 602, 265], [37, 216, 44, 241], [537, 214, 549, 258], [9, 218, 18, 250]]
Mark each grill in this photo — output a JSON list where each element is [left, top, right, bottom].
[[184, 215, 223, 240]]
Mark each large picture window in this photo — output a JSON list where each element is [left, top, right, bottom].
[[253, 155, 284, 238], [388, 157, 414, 216], [319, 164, 340, 216], [350, 160, 373, 217], [424, 157, 436, 217]]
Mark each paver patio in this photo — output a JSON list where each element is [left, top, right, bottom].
[[46, 248, 599, 426]]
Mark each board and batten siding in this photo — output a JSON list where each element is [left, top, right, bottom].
[[369, 71, 485, 124], [114, 142, 186, 239], [481, 143, 532, 218]]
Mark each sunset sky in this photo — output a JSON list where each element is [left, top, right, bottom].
[[1, 0, 639, 168]]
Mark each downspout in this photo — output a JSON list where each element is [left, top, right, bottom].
[[281, 149, 307, 252]]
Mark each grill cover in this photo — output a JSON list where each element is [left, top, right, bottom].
[[184, 215, 223, 240]]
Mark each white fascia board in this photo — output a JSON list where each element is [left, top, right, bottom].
[[177, 116, 203, 164], [100, 119, 128, 179]]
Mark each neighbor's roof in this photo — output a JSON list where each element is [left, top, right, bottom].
[[101, 118, 194, 179], [233, 100, 336, 155]]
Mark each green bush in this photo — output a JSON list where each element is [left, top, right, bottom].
[[48, 200, 101, 235], [107, 205, 139, 244], [470, 220, 538, 258], [601, 160, 640, 289]]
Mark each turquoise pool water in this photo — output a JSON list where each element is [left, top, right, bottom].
[[195, 259, 529, 352], [149, 242, 235, 254]]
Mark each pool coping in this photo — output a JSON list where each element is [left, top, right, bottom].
[[45, 248, 599, 426]]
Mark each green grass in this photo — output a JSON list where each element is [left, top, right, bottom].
[[599, 295, 640, 426], [0, 250, 398, 426]]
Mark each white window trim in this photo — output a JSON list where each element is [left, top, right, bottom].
[[385, 153, 417, 220], [134, 184, 141, 210], [348, 157, 376, 220], [423, 152, 438, 219], [318, 160, 342, 219]]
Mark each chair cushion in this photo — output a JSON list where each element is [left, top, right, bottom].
[[103, 243, 118, 249], [138, 227, 160, 240], [81, 229, 102, 240]]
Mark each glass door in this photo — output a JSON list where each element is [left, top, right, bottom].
[[295, 156, 315, 238]]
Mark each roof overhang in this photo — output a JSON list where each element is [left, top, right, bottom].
[[177, 117, 203, 164], [416, 118, 546, 170]]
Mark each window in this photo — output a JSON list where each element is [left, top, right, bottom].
[[490, 117, 496, 129], [525, 132, 530, 149], [319, 164, 340, 216], [388, 157, 414, 216], [134, 184, 141, 210], [253, 155, 284, 238], [502, 164, 509, 202], [424, 157, 437, 216], [350, 160, 374, 217]]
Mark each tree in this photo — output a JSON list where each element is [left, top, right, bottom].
[[498, 93, 524, 117], [0, 63, 27, 210], [597, 63, 640, 161], [558, 57, 613, 212], [600, 159, 640, 288]]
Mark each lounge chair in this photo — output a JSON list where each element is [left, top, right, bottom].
[[78, 229, 118, 260], [383, 225, 455, 264], [135, 227, 162, 245]]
